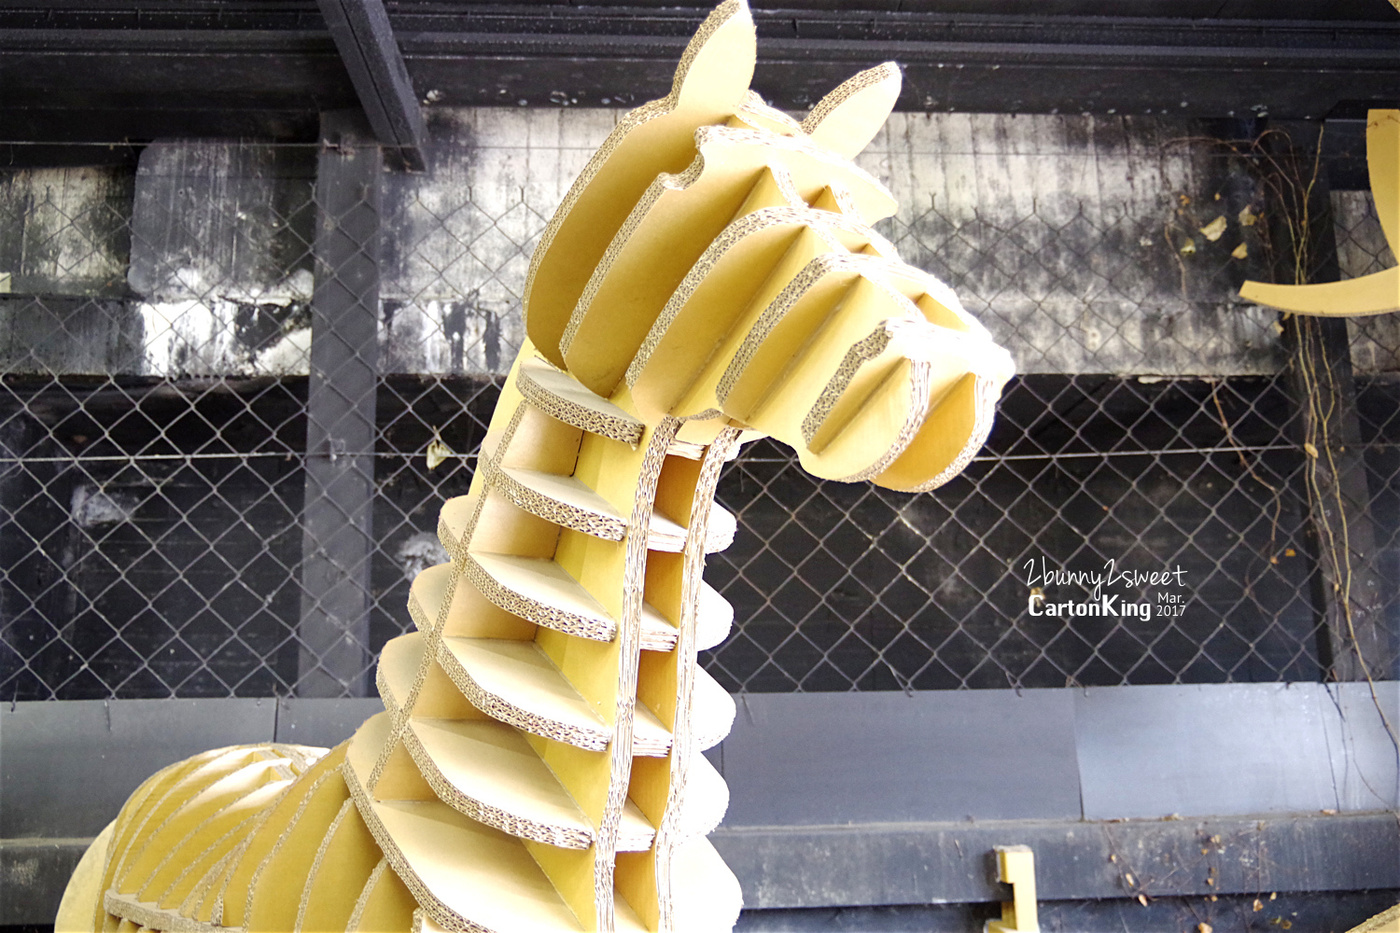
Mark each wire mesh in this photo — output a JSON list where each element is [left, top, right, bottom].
[[1, 112, 1397, 700]]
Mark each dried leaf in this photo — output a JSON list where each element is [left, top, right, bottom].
[[1179, 239, 1197, 256], [426, 438, 454, 471], [1239, 205, 1259, 227], [1254, 899, 1265, 912], [1137, 894, 1149, 907], [1200, 215, 1228, 241], [1199, 924, 1214, 933], [1285, 548, 1296, 557], [1231, 242, 1248, 260], [1125, 872, 1136, 886], [1303, 442, 1319, 458]]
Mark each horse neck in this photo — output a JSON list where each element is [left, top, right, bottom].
[[390, 340, 740, 929]]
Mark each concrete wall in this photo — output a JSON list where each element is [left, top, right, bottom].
[[12, 109, 1394, 380], [1335, 188, 1400, 373], [0, 164, 132, 298], [868, 113, 1284, 375]]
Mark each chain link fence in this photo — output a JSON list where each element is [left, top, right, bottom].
[[1, 112, 1397, 700]]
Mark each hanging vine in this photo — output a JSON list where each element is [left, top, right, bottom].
[[1247, 122, 1399, 754]]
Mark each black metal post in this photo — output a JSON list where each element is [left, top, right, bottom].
[[1270, 120, 1392, 681], [297, 109, 382, 697], [316, 0, 427, 170]]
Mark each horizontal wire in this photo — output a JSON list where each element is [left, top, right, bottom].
[[0, 451, 461, 464], [971, 443, 1306, 461], [2, 437, 1400, 462], [1, 441, 1397, 466]]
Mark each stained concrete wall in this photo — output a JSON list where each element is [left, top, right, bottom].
[[377, 108, 601, 376], [1334, 189, 1400, 373], [3, 109, 1396, 378], [867, 113, 1285, 375], [0, 164, 132, 298], [126, 140, 317, 376]]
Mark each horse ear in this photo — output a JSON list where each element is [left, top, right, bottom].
[[802, 63, 902, 159], [672, 0, 757, 111]]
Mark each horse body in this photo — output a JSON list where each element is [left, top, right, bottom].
[[61, 3, 1012, 930]]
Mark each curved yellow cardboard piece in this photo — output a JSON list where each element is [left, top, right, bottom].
[[802, 62, 903, 160], [1240, 264, 1400, 317], [1240, 109, 1400, 316]]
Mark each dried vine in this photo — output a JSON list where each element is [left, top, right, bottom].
[[1249, 123, 1399, 754]]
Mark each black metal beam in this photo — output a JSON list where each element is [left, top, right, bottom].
[[2, 5, 1400, 147], [297, 110, 382, 698], [316, 0, 427, 169], [713, 812, 1400, 908], [7, 813, 1397, 923], [1283, 310, 1393, 681], [10, 818, 1398, 926], [739, 893, 1400, 933], [0, 1, 1391, 27]]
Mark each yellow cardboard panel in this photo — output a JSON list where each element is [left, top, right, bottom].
[[296, 799, 382, 933], [242, 770, 351, 933], [525, 0, 757, 365], [801, 63, 902, 160], [139, 781, 289, 904], [524, 841, 598, 932], [527, 734, 614, 828], [212, 745, 347, 926], [615, 850, 660, 933], [346, 860, 417, 933]]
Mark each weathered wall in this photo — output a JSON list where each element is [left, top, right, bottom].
[[8, 108, 1376, 380], [1334, 189, 1400, 374], [377, 108, 607, 375], [0, 164, 132, 297], [867, 113, 1284, 375], [127, 140, 317, 376]]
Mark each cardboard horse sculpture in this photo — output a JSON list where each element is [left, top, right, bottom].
[[58, 3, 1014, 930]]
